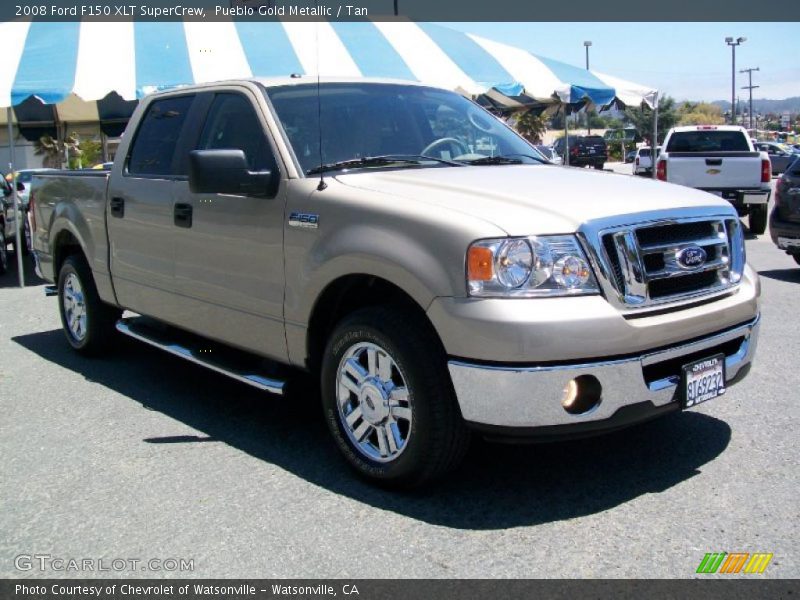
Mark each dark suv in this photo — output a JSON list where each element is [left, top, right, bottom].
[[770, 156, 800, 264], [553, 135, 608, 169]]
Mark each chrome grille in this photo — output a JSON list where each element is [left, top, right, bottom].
[[587, 216, 745, 309]]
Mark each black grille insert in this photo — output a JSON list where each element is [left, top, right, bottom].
[[648, 270, 720, 298], [636, 221, 717, 247]]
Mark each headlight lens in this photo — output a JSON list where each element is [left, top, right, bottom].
[[467, 235, 599, 297]]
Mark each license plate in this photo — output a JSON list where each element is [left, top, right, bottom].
[[682, 354, 726, 408]]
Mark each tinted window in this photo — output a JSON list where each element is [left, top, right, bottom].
[[666, 131, 750, 153], [196, 93, 276, 172], [128, 95, 194, 176]]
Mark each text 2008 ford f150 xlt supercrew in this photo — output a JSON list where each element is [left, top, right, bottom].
[[31, 79, 760, 488]]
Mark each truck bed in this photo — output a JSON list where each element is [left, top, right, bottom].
[[31, 171, 111, 285]]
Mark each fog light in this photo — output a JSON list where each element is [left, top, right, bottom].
[[561, 375, 602, 415]]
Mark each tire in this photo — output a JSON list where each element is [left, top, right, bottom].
[[57, 254, 121, 355], [749, 204, 768, 236], [0, 229, 8, 275], [321, 306, 470, 488], [793, 254, 800, 266], [594, 163, 604, 170], [12, 217, 31, 257]]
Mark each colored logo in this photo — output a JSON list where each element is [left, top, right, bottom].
[[676, 245, 707, 269], [696, 552, 773, 574]]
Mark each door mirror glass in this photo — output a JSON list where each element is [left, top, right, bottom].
[[189, 149, 276, 197]]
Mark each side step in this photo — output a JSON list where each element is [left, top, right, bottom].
[[115, 317, 285, 395]]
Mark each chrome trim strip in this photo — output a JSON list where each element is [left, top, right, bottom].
[[448, 315, 759, 428], [115, 319, 285, 395]]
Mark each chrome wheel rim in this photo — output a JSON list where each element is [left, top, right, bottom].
[[62, 273, 87, 342], [336, 342, 413, 463]]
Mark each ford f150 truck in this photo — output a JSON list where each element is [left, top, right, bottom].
[[655, 125, 771, 234], [31, 79, 760, 488]]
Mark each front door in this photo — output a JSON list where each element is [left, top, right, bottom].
[[170, 90, 288, 361]]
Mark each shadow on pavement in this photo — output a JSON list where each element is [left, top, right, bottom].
[[14, 329, 732, 531], [0, 252, 45, 289], [758, 268, 800, 284]]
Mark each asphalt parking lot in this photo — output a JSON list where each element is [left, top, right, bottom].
[[1, 175, 798, 579]]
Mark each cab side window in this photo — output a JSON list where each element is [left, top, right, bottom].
[[128, 95, 195, 177], [196, 93, 277, 173]]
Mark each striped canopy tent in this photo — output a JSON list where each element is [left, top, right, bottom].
[[0, 20, 657, 115]]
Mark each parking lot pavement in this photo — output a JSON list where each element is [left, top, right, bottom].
[[1, 227, 798, 579]]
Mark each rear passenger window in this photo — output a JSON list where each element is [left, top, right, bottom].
[[128, 95, 194, 176], [197, 93, 276, 172]]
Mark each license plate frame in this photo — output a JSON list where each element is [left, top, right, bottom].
[[681, 353, 726, 408]]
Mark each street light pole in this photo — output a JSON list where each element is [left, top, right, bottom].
[[740, 66, 760, 132], [584, 41, 592, 135], [725, 37, 746, 125]]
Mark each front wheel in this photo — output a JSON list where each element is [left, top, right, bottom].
[[58, 255, 121, 354], [749, 204, 768, 235], [321, 307, 470, 488]]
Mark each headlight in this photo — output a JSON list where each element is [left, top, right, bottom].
[[467, 235, 599, 297]]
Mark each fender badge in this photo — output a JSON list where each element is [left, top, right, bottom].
[[289, 212, 319, 229]]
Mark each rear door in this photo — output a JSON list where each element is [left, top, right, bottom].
[[170, 89, 288, 361], [107, 93, 202, 317], [778, 159, 800, 222], [665, 130, 761, 189]]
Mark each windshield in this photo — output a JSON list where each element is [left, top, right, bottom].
[[265, 83, 543, 174]]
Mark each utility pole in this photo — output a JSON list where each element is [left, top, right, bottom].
[[725, 37, 746, 125], [740, 67, 760, 132], [584, 41, 592, 135]]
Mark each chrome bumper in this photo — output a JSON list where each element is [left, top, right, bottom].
[[449, 315, 759, 429]]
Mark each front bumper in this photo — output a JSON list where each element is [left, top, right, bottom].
[[448, 315, 759, 435]]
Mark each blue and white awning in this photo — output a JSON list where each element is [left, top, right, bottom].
[[0, 20, 657, 110]]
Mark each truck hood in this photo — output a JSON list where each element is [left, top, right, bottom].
[[335, 165, 733, 235]]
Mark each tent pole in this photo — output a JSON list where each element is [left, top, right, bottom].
[[563, 106, 569, 166], [651, 92, 659, 180], [6, 107, 24, 287]]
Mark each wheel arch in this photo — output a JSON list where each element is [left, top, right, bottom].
[[304, 274, 445, 374]]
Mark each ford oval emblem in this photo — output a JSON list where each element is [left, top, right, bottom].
[[676, 245, 707, 269]]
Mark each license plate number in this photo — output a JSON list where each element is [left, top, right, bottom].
[[682, 354, 726, 408]]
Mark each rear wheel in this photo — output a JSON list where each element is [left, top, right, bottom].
[[321, 307, 470, 488], [0, 230, 8, 275], [58, 255, 121, 354], [749, 204, 768, 235]]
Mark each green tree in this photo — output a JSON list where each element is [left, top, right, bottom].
[[513, 109, 548, 144], [677, 101, 725, 125], [625, 96, 678, 145]]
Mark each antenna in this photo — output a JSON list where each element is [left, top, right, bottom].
[[315, 24, 327, 191]]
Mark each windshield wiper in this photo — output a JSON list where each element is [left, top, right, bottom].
[[462, 154, 547, 166], [307, 154, 462, 175]]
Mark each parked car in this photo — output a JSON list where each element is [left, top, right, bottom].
[[5, 168, 57, 208], [552, 135, 607, 169], [625, 149, 637, 163], [656, 125, 771, 234], [770, 156, 800, 264], [755, 142, 799, 175], [32, 78, 759, 488], [534, 145, 562, 165], [0, 172, 28, 273], [633, 146, 661, 176]]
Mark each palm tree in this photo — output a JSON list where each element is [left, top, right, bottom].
[[34, 135, 62, 169], [513, 109, 548, 144]]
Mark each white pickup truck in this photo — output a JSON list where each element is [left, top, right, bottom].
[[656, 126, 771, 234]]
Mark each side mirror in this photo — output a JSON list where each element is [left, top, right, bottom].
[[188, 149, 277, 197]]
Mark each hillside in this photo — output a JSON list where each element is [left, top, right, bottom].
[[711, 97, 800, 114]]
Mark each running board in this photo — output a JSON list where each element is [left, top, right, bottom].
[[115, 317, 285, 395]]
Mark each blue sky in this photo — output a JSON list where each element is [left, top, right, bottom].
[[442, 22, 799, 102]]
